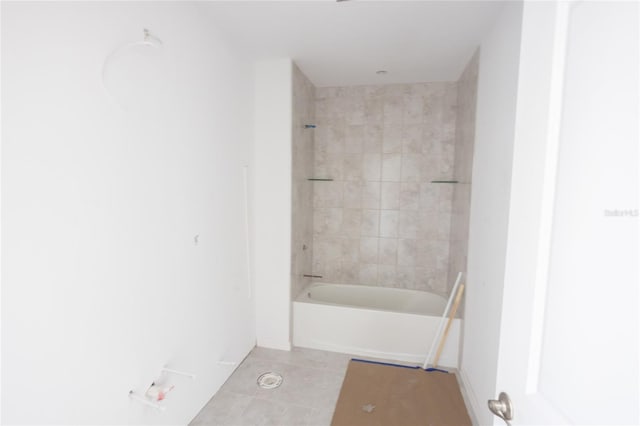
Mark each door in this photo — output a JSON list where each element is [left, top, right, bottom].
[[492, 1, 639, 424]]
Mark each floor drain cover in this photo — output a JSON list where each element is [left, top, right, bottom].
[[257, 372, 283, 389]]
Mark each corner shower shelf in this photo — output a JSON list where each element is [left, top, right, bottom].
[[431, 180, 459, 183], [307, 178, 334, 181]]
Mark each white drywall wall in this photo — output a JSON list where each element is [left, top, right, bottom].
[[1, 3, 256, 424], [253, 59, 293, 350], [459, 2, 523, 424]]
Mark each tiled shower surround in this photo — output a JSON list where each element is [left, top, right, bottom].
[[291, 64, 316, 299], [448, 52, 479, 289], [311, 82, 458, 295]]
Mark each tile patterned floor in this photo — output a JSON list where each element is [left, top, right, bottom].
[[189, 346, 461, 426], [189, 346, 356, 426]]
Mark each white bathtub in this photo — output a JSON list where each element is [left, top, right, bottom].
[[293, 283, 461, 367]]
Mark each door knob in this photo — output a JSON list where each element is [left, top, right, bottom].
[[488, 392, 513, 424]]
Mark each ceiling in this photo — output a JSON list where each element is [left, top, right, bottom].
[[204, 1, 506, 87]]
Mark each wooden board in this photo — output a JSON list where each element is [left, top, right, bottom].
[[331, 360, 472, 426]]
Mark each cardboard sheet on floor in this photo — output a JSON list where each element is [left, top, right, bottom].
[[331, 360, 471, 426]]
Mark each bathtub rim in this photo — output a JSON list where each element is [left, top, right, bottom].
[[295, 282, 451, 318]]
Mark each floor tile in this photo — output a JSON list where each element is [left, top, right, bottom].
[[190, 346, 349, 426], [189, 346, 461, 426], [236, 398, 289, 426], [190, 391, 253, 426], [306, 407, 335, 426], [219, 357, 291, 397]]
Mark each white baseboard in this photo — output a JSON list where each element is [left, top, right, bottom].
[[294, 338, 459, 369], [256, 340, 292, 351], [458, 367, 483, 426]]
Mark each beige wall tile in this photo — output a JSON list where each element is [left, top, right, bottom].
[[437, 185, 454, 214], [399, 182, 420, 210], [447, 51, 478, 295], [364, 99, 383, 124], [381, 153, 402, 182], [400, 153, 423, 182], [382, 123, 402, 153], [358, 263, 378, 285], [340, 261, 359, 284], [378, 265, 398, 287], [397, 266, 417, 289], [343, 181, 362, 208], [379, 210, 398, 238], [363, 124, 383, 153], [318, 261, 342, 283], [364, 85, 386, 98], [313, 208, 342, 235], [362, 153, 381, 180], [383, 97, 403, 122], [341, 238, 360, 263], [362, 182, 381, 209], [344, 125, 364, 153], [346, 98, 366, 126], [291, 64, 315, 297], [378, 238, 398, 265], [380, 182, 400, 209], [311, 80, 467, 292], [315, 151, 343, 180], [341, 209, 362, 237], [403, 95, 424, 125], [398, 210, 420, 238], [324, 121, 346, 153], [397, 238, 418, 266], [419, 183, 439, 211], [359, 237, 379, 264], [361, 209, 380, 237], [384, 84, 412, 97], [414, 269, 433, 292], [343, 153, 363, 181], [402, 124, 423, 153], [313, 236, 343, 264], [313, 182, 343, 208], [419, 211, 451, 240]]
